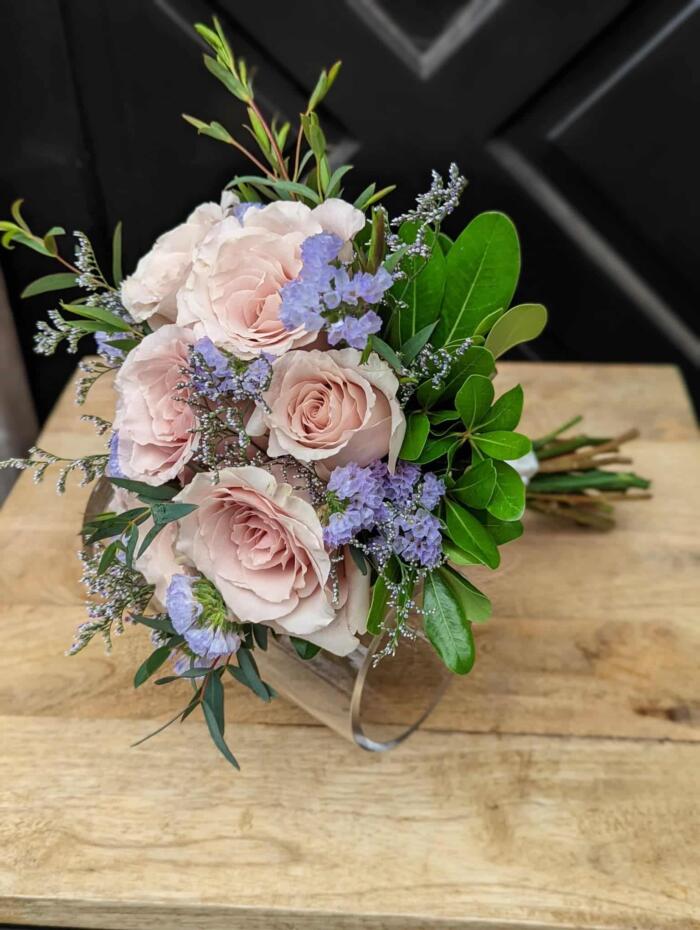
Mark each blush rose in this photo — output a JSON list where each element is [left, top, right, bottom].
[[176, 198, 365, 358], [246, 348, 406, 472], [173, 466, 336, 637], [113, 324, 197, 485]]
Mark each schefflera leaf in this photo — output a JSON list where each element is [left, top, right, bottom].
[[487, 461, 526, 521], [432, 211, 520, 348], [423, 570, 475, 675], [485, 303, 547, 359]]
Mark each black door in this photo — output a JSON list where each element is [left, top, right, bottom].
[[1, 0, 697, 420]]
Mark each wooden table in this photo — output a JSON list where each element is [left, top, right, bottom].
[[0, 362, 698, 930]]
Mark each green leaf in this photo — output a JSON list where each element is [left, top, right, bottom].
[[475, 512, 524, 545], [237, 648, 271, 702], [112, 221, 123, 286], [204, 672, 225, 733], [417, 345, 495, 408], [423, 571, 475, 675], [131, 614, 176, 636], [439, 565, 492, 623], [109, 477, 178, 500], [202, 700, 240, 770], [433, 212, 520, 347], [414, 435, 461, 465], [484, 303, 547, 358], [400, 412, 430, 461], [369, 334, 404, 371], [366, 560, 399, 635], [445, 499, 500, 569], [400, 321, 437, 364], [451, 459, 496, 509], [442, 538, 483, 567], [437, 232, 453, 255], [203, 53, 248, 102], [473, 307, 504, 338], [455, 374, 494, 430], [135, 521, 165, 559], [97, 540, 120, 574], [487, 461, 525, 521], [349, 545, 368, 575], [134, 645, 171, 688], [149, 501, 198, 526], [527, 470, 651, 494], [21, 272, 77, 298], [471, 431, 531, 461], [479, 384, 524, 432], [290, 637, 321, 660], [61, 303, 132, 332], [227, 175, 321, 205], [252, 625, 269, 650], [391, 225, 446, 343]]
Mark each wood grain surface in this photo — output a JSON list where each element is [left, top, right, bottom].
[[0, 361, 698, 929]]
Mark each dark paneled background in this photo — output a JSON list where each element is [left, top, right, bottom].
[[0, 0, 697, 422]]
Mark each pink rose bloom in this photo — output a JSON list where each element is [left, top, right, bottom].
[[113, 324, 197, 485], [174, 466, 335, 637], [176, 198, 365, 358], [121, 195, 234, 326], [108, 487, 181, 608], [246, 348, 406, 472]]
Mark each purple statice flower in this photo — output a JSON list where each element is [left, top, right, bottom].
[[106, 431, 123, 478], [301, 232, 343, 268], [420, 473, 445, 511], [194, 337, 230, 380], [233, 201, 262, 223], [323, 503, 377, 548], [392, 508, 443, 569], [383, 462, 421, 507], [241, 352, 273, 395], [328, 461, 383, 505], [338, 268, 393, 306], [279, 278, 326, 332], [327, 310, 382, 349]]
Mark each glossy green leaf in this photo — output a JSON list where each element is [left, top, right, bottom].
[[473, 307, 503, 338], [451, 459, 497, 509], [487, 461, 525, 521], [455, 374, 494, 430], [423, 571, 475, 675], [417, 345, 495, 408], [21, 272, 77, 298], [390, 225, 446, 343], [485, 303, 547, 358], [440, 565, 492, 623], [445, 499, 500, 569], [400, 412, 430, 461], [442, 538, 482, 566], [471, 430, 531, 461], [61, 303, 132, 332], [433, 211, 520, 347], [415, 435, 461, 465], [400, 321, 437, 363], [476, 512, 524, 545], [479, 384, 524, 432]]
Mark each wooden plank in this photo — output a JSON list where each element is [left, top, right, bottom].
[[0, 716, 698, 930], [0, 361, 698, 929]]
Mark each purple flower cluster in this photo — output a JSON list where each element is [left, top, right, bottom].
[[191, 338, 272, 401], [279, 232, 392, 350], [106, 431, 123, 478], [166, 573, 241, 662], [323, 460, 446, 569]]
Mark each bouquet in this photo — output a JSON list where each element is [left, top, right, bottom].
[[0, 19, 650, 768]]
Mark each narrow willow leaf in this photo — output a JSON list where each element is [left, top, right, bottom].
[[445, 499, 500, 569], [439, 565, 492, 623], [237, 648, 271, 702], [134, 645, 171, 689], [97, 539, 120, 574], [21, 272, 77, 298], [484, 303, 547, 358], [487, 461, 525, 521], [417, 346, 495, 408], [400, 321, 437, 364], [131, 614, 176, 636], [109, 477, 178, 500], [455, 374, 494, 431], [369, 334, 404, 371], [204, 672, 225, 733], [252, 625, 269, 650], [451, 459, 497, 509], [479, 384, 524, 432], [400, 412, 430, 461], [433, 212, 520, 347], [423, 571, 475, 675], [61, 303, 132, 331], [471, 430, 531, 461], [112, 221, 123, 286], [202, 701, 240, 770]]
